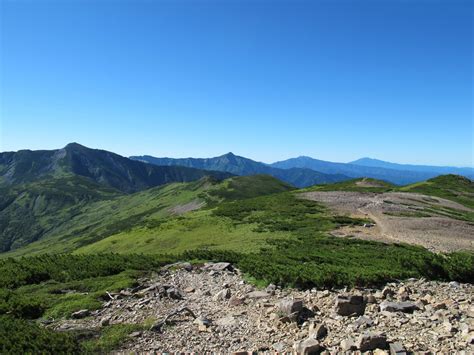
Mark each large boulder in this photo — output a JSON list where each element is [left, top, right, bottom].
[[278, 299, 303, 316], [356, 331, 387, 351], [380, 301, 419, 313], [335, 295, 366, 316]]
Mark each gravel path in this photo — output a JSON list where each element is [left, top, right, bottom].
[[300, 191, 474, 252]]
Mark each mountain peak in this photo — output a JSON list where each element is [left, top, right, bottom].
[[64, 142, 87, 150]]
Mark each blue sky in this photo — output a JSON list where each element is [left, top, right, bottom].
[[1, 0, 472, 166]]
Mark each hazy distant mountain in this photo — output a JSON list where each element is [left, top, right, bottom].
[[131, 153, 349, 187], [270, 156, 472, 185], [350, 157, 474, 177], [0, 143, 232, 193]]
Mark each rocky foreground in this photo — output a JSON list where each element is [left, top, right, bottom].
[[54, 262, 474, 353]]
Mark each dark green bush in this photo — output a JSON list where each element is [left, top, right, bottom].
[[0, 289, 45, 319], [0, 315, 80, 353], [0, 253, 177, 289]]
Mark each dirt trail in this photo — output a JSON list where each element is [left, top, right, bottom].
[[301, 191, 474, 252]]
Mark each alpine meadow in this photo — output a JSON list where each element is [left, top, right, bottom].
[[1, 0, 473, 353]]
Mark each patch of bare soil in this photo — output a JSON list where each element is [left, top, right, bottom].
[[355, 178, 387, 188], [300, 191, 474, 253], [168, 200, 205, 215]]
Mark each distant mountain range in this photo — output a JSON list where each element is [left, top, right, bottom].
[[271, 156, 473, 185], [130, 153, 349, 188], [132, 153, 473, 186], [0, 141, 472, 254], [0, 143, 232, 193], [350, 157, 474, 175]]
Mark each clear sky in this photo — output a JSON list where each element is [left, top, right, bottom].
[[1, 0, 472, 166]]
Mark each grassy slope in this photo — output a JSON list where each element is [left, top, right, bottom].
[[2, 175, 294, 258], [399, 174, 474, 209], [0, 176, 121, 252], [76, 175, 296, 254]]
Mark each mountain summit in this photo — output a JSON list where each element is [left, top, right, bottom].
[[0, 144, 232, 193], [131, 153, 348, 187]]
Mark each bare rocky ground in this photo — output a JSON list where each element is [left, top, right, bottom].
[[52, 262, 474, 354], [301, 191, 474, 253]]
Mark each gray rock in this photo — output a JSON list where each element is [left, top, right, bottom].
[[309, 322, 328, 340], [166, 287, 184, 300], [449, 281, 460, 288], [380, 301, 419, 313], [213, 288, 231, 301], [335, 295, 366, 316], [266, 283, 277, 294], [71, 309, 90, 319], [203, 262, 233, 272], [293, 337, 322, 354], [382, 286, 394, 298], [278, 298, 303, 316], [353, 315, 374, 329], [246, 291, 270, 299], [340, 338, 357, 351], [366, 294, 377, 304], [389, 342, 407, 355], [228, 295, 245, 306], [357, 331, 387, 351], [162, 262, 192, 271]]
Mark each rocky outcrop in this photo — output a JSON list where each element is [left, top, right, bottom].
[[50, 263, 474, 353]]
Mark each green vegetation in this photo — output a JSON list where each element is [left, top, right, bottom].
[[0, 143, 232, 193], [0, 175, 121, 252], [0, 315, 81, 353], [1, 175, 294, 258], [82, 323, 151, 353], [0, 254, 175, 353], [206, 174, 294, 201], [400, 174, 474, 209]]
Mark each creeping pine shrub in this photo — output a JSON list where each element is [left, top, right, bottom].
[[0, 315, 81, 353], [0, 289, 45, 319]]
